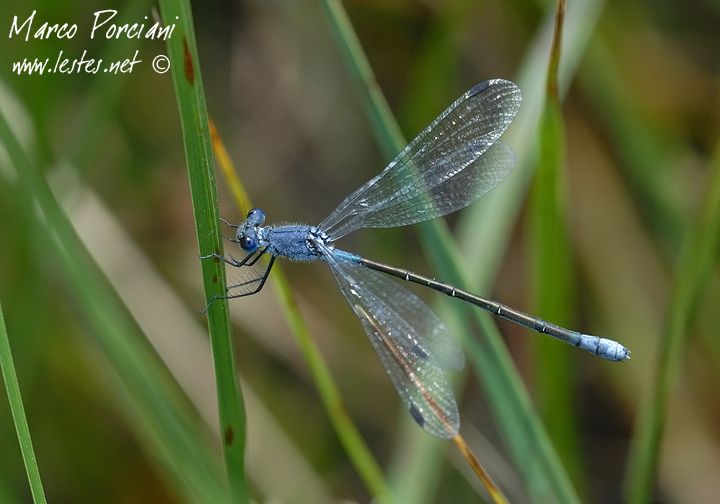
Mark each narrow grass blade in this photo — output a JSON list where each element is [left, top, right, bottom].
[[316, 0, 405, 158], [576, 24, 720, 503], [529, 0, 584, 491], [157, 0, 248, 501], [579, 40, 687, 253], [453, 434, 508, 504], [625, 135, 720, 503], [0, 95, 228, 504], [0, 303, 47, 504]]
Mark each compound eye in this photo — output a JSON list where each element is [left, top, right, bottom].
[[247, 208, 265, 226], [239, 235, 257, 253]]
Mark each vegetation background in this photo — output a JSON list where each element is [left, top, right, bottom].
[[0, 0, 718, 502]]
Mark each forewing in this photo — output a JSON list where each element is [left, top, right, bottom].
[[320, 79, 521, 240], [325, 254, 463, 439]]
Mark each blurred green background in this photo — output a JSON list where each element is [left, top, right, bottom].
[[1, 0, 719, 502]]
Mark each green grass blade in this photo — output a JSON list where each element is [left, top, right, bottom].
[[529, 0, 584, 492], [574, 24, 720, 503], [530, 96, 584, 492], [317, 0, 404, 159], [157, 0, 248, 501], [0, 302, 47, 504], [625, 135, 720, 503], [0, 95, 228, 504], [579, 39, 687, 254]]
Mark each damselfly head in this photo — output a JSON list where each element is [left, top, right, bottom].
[[236, 208, 266, 253]]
